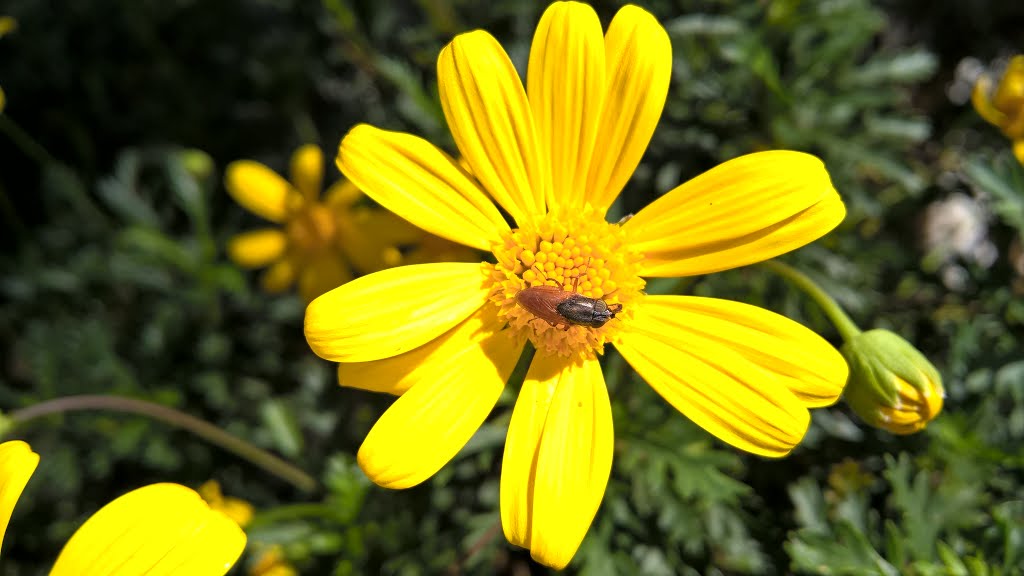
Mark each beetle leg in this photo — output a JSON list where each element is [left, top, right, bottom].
[[530, 264, 551, 286], [568, 271, 580, 293]]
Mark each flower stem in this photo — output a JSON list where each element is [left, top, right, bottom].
[[0, 114, 55, 166], [761, 260, 861, 342], [5, 394, 318, 493]]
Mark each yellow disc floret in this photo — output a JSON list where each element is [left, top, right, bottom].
[[485, 206, 645, 359], [286, 203, 337, 255]]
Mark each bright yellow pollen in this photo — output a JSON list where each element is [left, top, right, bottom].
[[286, 203, 337, 255], [485, 207, 645, 359]]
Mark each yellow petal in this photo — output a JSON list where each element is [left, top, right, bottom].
[[616, 308, 811, 457], [501, 353, 612, 569], [250, 545, 298, 576], [0, 440, 39, 555], [626, 151, 845, 277], [304, 263, 489, 362], [1014, 140, 1024, 165], [338, 207, 422, 273], [225, 161, 303, 223], [337, 125, 508, 250], [527, 1, 605, 212], [438, 30, 546, 226], [50, 483, 246, 576], [260, 257, 297, 293], [972, 74, 1006, 127], [290, 144, 324, 202], [323, 179, 363, 209], [585, 5, 672, 212], [631, 296, 847, 407], [0, 17, 17, 38], [297, 253, 353, 304], [227, 229, 287, 268], [993, 56, 1024, 113], [356, 312, 521, 489], [338, 306, 522, 395]]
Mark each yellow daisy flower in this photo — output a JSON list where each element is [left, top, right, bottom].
[[226, 144, 434, 302], [973, 55, 1024, 163], [0, 440, 246, 575], [305, 1, 848, 568]]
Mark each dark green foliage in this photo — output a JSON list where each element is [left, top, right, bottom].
[[1, 0, 1022, 574]]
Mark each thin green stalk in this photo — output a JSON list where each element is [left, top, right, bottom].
[[5, 394, 318, 493], [0, 114, 55, 166], [761, 259, 861, 342], [246, 502, 336, 527]]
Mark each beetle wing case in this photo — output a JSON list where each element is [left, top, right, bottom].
[[515, 284, 572, 326]]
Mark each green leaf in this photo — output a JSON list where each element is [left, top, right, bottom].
[[963, 157, 1024, 232], [261, 398, 304, 458]]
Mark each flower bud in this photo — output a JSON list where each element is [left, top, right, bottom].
[[180, 148, 214, 181], [841, 329, 944, 435]]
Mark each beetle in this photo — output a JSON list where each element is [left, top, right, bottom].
[[515, 261, 623, 329]]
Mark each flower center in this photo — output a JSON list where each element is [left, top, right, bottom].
[[286, 203, 337, 256], [485, 207, 645, 359]]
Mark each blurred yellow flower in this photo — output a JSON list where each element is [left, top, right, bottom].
[[973, 55, 1024, 163], [0, 16, 16, 38], [842, 329, 944, 435], [200, 480, 299, 576], [306, 1, 848, 568], [0, 16, 14, 114], [249, 545, 298, 576], [0, 441, 246, 575], [199, 479, 255, 527], [226, 144, 448, 302]]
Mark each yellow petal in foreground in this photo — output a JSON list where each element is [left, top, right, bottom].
[[227, 229, 288, 268], [304, 263, 489, 362], [616, 326, 810, 457], [633, 296, 848, 407], [337, 125, 509, 250], [438, 30, 546, 226], [338, 306, 523, 396], [635, 192, 845, 278], [527, 1, 605, 211], [0, 440, 39, 554], [627, 152, 844, 277], [50, 483, 246, 576], [357, 313, 521, 489], [224, 161, 302, 224], [501, 353, 612, 569], [290, 144, 324, 202], [586, 4, 672, 212]]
